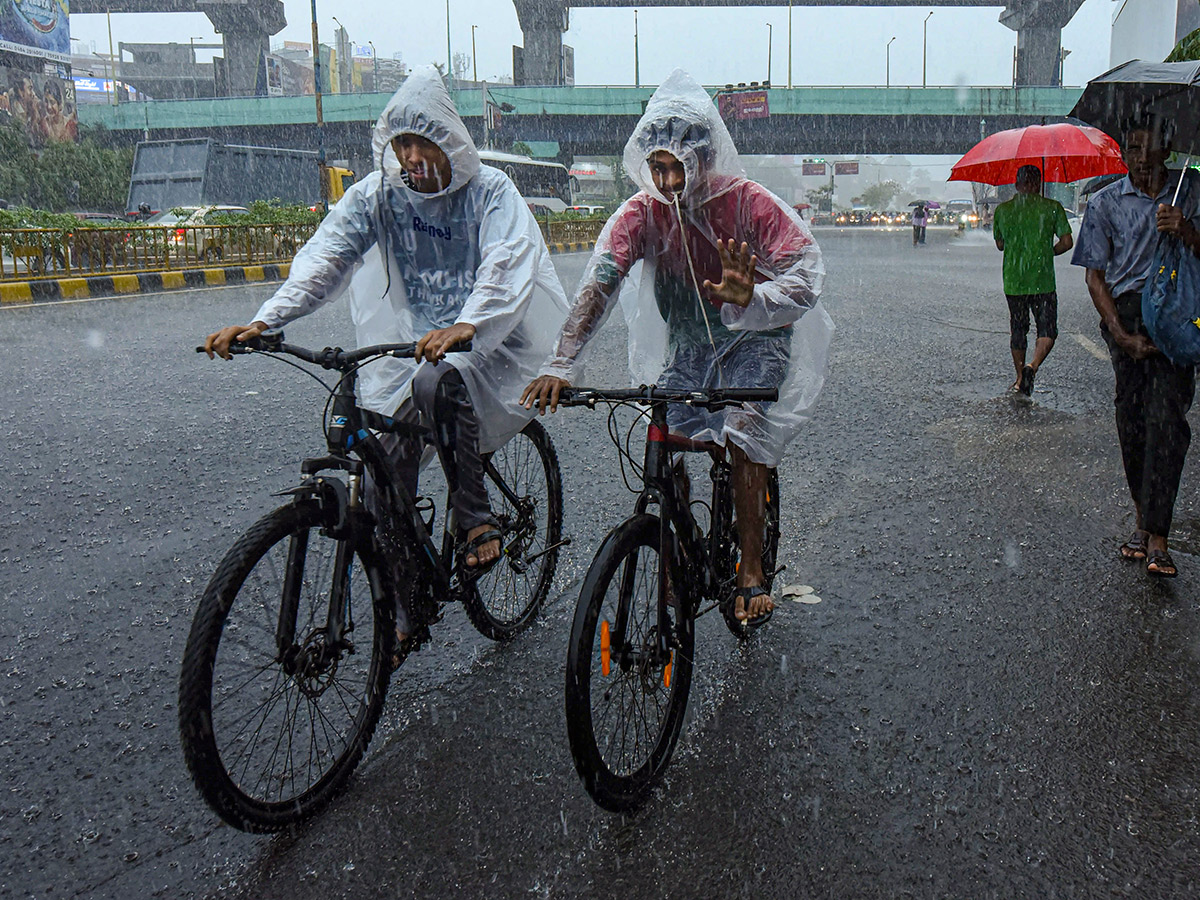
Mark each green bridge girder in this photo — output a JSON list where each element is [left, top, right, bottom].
[[78, 85, 1086, 159]]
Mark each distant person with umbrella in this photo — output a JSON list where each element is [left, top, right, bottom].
[[992, 164, 1073, 396], [1070, 117, 1200, 577], [911, 203, 927, 246]]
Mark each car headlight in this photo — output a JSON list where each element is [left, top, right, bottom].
[[960, 214, 968, 223]]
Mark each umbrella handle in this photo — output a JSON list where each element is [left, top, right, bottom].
[[1172, 158, 1191, 207]]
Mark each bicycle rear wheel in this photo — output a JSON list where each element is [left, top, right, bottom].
[[462, 419, 563, 641], [565, 514, 694, 812], [178, 500, 393, 833], [721, 467, 782, 638]]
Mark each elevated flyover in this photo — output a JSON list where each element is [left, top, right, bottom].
[[70, 0, 285, 97], [515, 0, 1085, 87], [79, 84, 1084, 165]]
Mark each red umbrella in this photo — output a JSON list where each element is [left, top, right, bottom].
[[948, 123, 1127, 185]]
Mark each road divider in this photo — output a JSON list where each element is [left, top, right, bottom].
[[0, 263, 291, 306]]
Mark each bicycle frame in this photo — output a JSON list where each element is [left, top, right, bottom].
[[622, 400, 735, 668]]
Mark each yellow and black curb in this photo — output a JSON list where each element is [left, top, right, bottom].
[[547, 241, 596, 255], [0, 262, 292, 306]]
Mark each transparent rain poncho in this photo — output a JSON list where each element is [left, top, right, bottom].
[[539, 68, 834, 467], [251, 65, 569, 452]]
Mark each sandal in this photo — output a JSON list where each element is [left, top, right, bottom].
[[1146, 549, 1178, 578], [1019, 365, 1035, 396], [460, 528, 503, 582], [724, 584, 774, 629], [1119, 531, 1148, 561]]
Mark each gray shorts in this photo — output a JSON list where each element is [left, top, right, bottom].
[[657, 330, 791, 449]]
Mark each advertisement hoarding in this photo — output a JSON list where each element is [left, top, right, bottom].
[[1, 63, 77, 144], [0, 0, 70, 63], [717, 89, 769, 121]]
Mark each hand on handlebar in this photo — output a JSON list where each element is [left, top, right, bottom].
[[205, 321, 268, 360], [521, 374, 571, 415], [415, 322, 476, 364]]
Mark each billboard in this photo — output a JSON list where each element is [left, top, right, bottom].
[[0, 64, 77, 144], [717, 89, 769, 121], [0, 0, 70, 63], [802, 162, 827, 176], [834, 161, 859, 175]]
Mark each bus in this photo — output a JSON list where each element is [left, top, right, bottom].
[[479, 150, 574, 214]]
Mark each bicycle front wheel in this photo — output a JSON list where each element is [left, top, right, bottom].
[[463, 419, 563, 641], [178, 500, 393, 833], [565, 514, 694, 812]]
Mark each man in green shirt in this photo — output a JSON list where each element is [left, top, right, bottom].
[[993, 165, 1074, 395]]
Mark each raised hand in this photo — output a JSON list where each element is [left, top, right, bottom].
[[702, 239, 757, 308]]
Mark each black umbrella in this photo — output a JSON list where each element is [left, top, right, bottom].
[[1068, 59, 1200, 156], [1079, 173, 1125, 196]]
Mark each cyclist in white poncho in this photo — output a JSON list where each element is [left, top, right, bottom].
[[523, 69, 833, 626], [205, 66, 569, 639]]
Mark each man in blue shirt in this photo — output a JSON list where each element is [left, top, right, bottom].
[[1072, 120, 1200, 577]]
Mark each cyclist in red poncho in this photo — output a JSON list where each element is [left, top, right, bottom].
[[523, 69, 834, 625]]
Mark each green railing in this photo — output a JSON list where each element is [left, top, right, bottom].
[[0, 222, 318, 281], [1, 218, 597, 282]]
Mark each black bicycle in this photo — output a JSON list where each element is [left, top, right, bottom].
[[559, 386, 781, 812], [179, 332, 565, 833]]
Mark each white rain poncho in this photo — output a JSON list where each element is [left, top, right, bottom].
[[251, 65, 569, 452], [539, 69, 834, 467]]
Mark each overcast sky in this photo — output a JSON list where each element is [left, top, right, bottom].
[[68, 0, 1115, 88]]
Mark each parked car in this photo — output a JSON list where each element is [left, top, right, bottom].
[[147, 205, 251, 263]]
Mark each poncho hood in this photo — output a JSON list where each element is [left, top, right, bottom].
[[372, 65, 480, 198], [623, 68, 746, 207]]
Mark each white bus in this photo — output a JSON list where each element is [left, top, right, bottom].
[[479, 150, 574, 215]]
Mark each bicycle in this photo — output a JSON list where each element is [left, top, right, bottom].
[[178, 332, 565, 833], [558, 385, 781, 813]]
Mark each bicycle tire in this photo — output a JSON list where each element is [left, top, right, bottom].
[[178, 500, 393, 833], [721, 468, 782, 638], [565, 514, 694, 812], [462, 419, 563, 641]]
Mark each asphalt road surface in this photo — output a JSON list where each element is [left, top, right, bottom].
[[3, 225, 1199, 899]]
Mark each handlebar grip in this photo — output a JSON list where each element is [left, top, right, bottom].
[[195, 330, 283, 355]]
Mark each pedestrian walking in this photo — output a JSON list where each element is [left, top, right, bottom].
[[912, 204, 927, 245], [992, 164, 1074, 395], [1071, 118, 1200, 577]]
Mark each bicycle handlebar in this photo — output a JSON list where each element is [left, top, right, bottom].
[[196, 331, 473, 370], [557, 385, 778, 411]]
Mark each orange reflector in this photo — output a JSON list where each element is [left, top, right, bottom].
[[663, 651, 673, 688], [600, 620, 611, 677]]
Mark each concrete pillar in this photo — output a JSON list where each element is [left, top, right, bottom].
[[514, 0, 567, 85], [219, 28, 269, 96], [1015, 24, 1062, 86]]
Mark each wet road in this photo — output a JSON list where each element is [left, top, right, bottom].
[[3, 226, 1199, 899]]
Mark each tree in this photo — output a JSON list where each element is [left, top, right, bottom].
[[1166, 27, 1200, 61], [452, 51, 472, 82], [806, 182, 834, 212], [0, 122, 38, 205], [511, 140, 533, 157], [860, 179, 902, 209]]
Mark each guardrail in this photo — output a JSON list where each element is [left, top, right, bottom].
[[1, 218, 597, 282], [0, 223, 319, 281]]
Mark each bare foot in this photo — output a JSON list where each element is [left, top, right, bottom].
[[465, 522, 500, 568], [734, 585, 776, 621]]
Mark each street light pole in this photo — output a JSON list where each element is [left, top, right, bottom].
[[368, 40, 377, 91], [787, 0, 793, 88], [922, 11, 933, 88], [471, 24, 477, 83], [886, 36, 895, 88], [634, 10, 639, 88], [766, 23, 772, 85], [332, 16, 348, 92], [446, 0, 452, 85], [188, 36, 204, 98], [309, 0, 327, 211]]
